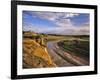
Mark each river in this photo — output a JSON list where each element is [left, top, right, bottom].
[[46, 40, 88, 67], [47, 41, 74, 67]]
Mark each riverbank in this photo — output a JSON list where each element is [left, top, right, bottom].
[[47, 40, 89, 67], [47, 41, 74, 67]]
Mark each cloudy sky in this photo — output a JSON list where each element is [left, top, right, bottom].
[[22, 11, 90, 35]]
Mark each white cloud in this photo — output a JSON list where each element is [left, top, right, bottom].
[[23, 22, 40, 32], [38, 25, 89, 35], [33, 12, 80, 28], [33, 12, 79, 21], [23, 11, 89, 35]]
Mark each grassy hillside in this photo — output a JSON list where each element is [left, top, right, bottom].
[[58, 39, 89, 61], [23, 38, 56, 68]]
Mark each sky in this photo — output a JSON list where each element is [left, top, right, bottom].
[[22, 11, 90, 35]]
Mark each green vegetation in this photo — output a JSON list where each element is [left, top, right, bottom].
[[23, 31, 89, 68], [58, 39, 89, 60], [23, 31, 47, 47]]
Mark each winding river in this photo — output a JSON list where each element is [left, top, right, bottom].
[[46, 41, 88, 67], [47, 41, 74, 67]]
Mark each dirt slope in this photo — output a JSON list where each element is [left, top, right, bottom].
[[23, 39, 56, 68]]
